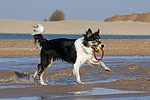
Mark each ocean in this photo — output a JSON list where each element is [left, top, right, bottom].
[[0, 34, 150, 39]]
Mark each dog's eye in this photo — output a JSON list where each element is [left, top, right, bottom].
[[96, 39, 99, 42]]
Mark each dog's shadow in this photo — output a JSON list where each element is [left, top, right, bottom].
[[14, 71, 30, 78], [14, 71, 74, 85], [14, 71, 39, 84]]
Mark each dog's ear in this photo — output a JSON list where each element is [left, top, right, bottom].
[[86, 28, 92, 37], [98, 29, 101, 34], [83, 28, 93, 38], [94, 29, 101, 36], [87, 28, 92, 34]]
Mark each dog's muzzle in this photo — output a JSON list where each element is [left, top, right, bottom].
[[100, 44, 105, 48], [94, 44, 105, 53]]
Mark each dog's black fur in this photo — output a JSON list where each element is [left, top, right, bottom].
[[34, 34, 77, 64]]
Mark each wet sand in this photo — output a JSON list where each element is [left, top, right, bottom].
[[0, 39, 150, 57], [1, 83, 150, 99], [0, 39, 150, 99]]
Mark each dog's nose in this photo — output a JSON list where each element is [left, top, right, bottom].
[[101, 44, 104, 48]]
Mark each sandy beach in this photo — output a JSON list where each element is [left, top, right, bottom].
[[0, 39, 150, 57], [0, 19, 150, 99], [0, 19, 150, 35]]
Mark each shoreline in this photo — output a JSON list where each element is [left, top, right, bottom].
[[1, 33, 150, 36]]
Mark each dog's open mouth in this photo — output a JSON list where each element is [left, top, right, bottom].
[[92, 46, 100, 53], [92, 44, 104, 53], [95, 46, 101, 53]]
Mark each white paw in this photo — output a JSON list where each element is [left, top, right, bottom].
[[77, 81, 85, 85], [105, 68, 111, 71], [40, 81, 47, 85]]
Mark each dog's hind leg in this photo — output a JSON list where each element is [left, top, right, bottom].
[[32, 64, 41, 79], [29, 64, 41, 83], [38, 58, 53, 85]]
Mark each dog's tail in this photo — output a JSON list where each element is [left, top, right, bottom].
[[32, 24, 46, 49]]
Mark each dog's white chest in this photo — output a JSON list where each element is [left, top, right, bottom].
[[75, 38, 93, 64]]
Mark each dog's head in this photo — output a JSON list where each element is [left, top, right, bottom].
[[83, 28, 104, 52], [32, 24, 45, 35]]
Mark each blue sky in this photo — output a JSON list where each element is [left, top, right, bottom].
[[0, 0, 149, 21]]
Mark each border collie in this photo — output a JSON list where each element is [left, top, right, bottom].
[[31, 24, 111, 85]]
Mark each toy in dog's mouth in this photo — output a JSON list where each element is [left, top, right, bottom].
[[94, 43, 104, 52], [94, 46, 104, 61], [95, 46, 101, 52]]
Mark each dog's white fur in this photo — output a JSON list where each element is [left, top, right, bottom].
[[73, 37, 110, 84], [32, 24, 45, 35]]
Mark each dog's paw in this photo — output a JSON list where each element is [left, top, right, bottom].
[[78, 82, 85, 85], [40, 82, 47, 85], [40, 81, 47, 85], [105, 68, 111, 72]]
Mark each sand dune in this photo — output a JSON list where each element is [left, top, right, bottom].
[[0, 19, 150, 35], [105, 12, 150, 23]]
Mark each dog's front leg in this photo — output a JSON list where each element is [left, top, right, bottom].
[[73, 63, 84, 85], [88, 59, 111, 71]]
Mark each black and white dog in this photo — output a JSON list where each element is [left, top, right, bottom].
[[31, 24, 111, 85]]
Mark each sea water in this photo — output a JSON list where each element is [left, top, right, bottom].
[[0, 34, 150, 39]]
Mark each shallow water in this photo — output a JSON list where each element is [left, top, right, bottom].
[[0, 56, 150, 88]]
